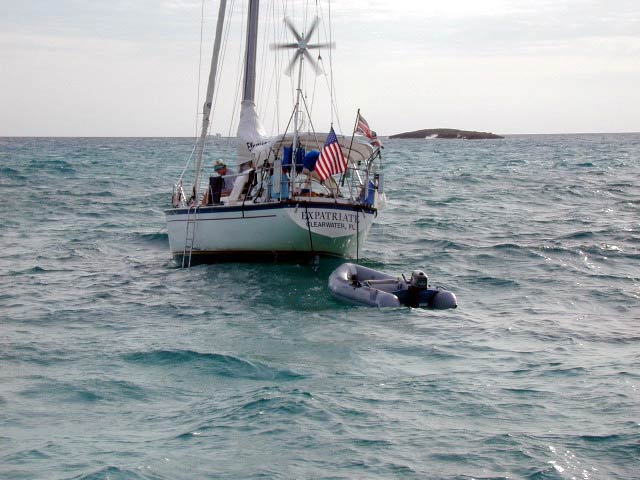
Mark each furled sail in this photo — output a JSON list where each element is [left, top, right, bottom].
[[237, 101, 267, 169], [236, 0, 266, 170]]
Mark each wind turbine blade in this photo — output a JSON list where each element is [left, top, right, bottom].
[[284, 51, 301, 76], [304, 16, 320, 42], [303, 49, 322, 75], [270, 42, 299, 50], [283, 17, 302, 42], [306, 42, 336, 50]]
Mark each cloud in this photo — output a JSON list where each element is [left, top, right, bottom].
[[1, 0, 638, 135], [333, 0, 640, 57]]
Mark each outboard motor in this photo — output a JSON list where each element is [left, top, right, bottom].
[[407, 270, 428, 308]]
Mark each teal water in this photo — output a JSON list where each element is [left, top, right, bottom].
[[1, 135, 639, 479]]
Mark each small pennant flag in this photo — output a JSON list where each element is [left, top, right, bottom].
[[356, 112, 382, 147], [315, 127, 347, 181]]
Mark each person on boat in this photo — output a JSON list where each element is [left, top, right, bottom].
[[201, 160, 237, 205], [213, 160, 236, 195]]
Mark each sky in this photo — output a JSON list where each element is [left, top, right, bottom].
[[1, 0, 639, 137]]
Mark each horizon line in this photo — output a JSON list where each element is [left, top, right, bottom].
[[2, 131, 639, 139]]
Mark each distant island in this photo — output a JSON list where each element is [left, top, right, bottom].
[[390, 128, 503, 140]]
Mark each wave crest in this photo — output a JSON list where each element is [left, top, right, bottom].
[[123, 349, 304, 380]]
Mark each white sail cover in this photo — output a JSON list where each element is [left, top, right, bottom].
[[236, 101, 267, 169]]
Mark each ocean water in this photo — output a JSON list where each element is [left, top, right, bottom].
[[1, 134, 639, 479]]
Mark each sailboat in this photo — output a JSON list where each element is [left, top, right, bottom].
[[165, 0, 385, 265]]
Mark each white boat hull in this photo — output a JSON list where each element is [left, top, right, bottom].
[[165, 200, 375, 261]]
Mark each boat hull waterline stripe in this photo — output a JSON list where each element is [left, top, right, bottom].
[[165, 201, 376, 216], [167, 214, 277, 223]]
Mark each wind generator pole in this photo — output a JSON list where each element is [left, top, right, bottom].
[[291, 54, 304, 192], [271, 16, 334, 194], [193, 0, 227, 197]]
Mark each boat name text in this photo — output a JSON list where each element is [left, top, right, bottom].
[[246, 141, 270, 152], [301, 211, 359, 231]]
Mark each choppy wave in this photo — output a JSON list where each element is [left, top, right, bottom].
[[7, 266, 75, 276], [123, 349, 304, 381], [69, 466, 152, 480], [129, 232, 170, 246], [17, 378, 148, 404], [0, 166, 27, 182]]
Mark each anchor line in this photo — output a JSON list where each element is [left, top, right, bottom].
[[356, 205, 359, 263], [304, 202, 315, 258]]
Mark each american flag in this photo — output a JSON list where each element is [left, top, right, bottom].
[[315, 127, 346, 181], [356, 112, 382, 147]]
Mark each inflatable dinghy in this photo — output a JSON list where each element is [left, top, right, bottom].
[[328, 263, 457, 309]]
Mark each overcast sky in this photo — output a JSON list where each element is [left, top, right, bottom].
[[1, 0, 639, 136]]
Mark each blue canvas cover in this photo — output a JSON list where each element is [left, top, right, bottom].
[[303, 150, 320, 171], [282, 146, 292, 173]]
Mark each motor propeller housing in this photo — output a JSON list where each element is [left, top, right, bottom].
[[409, 270, 429, 290]]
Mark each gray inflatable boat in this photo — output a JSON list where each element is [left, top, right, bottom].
[[328, 263, 457, 309]]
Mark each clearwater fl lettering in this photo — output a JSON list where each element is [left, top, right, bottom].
[[301, 211, 359, 231]]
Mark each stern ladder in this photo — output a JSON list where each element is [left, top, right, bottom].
[[182, 205, 199, 268]]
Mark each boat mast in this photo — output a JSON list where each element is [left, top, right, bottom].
[[243, 0, 259, 105], [193, 0, 227, 197]]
